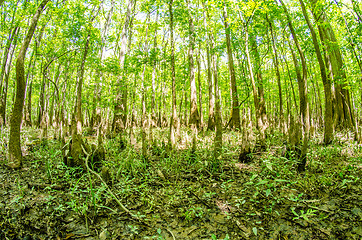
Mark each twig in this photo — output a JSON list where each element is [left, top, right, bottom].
[[81, 145, 148, 226], [188, 190, 212, 209], [165, 228, 176, 240]]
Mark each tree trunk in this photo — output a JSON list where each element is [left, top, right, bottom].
[[267, 16, 285, 134], [196, 45, 203, 129], [23, 46, 36, 127], [91, 0, 114, 130], [141, 14, 150, 157], [223, 4, 240, 130], [0, 27, 18, 126], [69, 5, 100, 167], [299, 0, 333, 144], [8, 0, 49, 169], [151, 11, 158, 128], [188, 2, 200, 130], [112, 0, 135, 133], [250, 35, 268, 148], [280, 0, 309, 172], [169, 0, 178, 147], [203, 3, 215, 131], [206, 19, 222, 165], [310, 0, 358, 140]]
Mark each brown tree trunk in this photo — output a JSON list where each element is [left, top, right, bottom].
[[113, 0, 135, 133], [151, 11, 158, 128], [0, 27, 19, 126], [169, 0, 178, 147], [280, 0, 309, 172], [69, 5, 100, 167], [141, 14, 150, 157], [23, 47, 36, 127], [223, 4, 240, 130], [203, 3, 215, 131], [188, 1, 200, 130], [267, 16, 285, 134], [205, 15, 222, 164], [8, 0, 49, 169], [91, 0, 114, 130], [299, 0, 333, 144], [213, 52, 222, 164], [196, 45, 203, 129]]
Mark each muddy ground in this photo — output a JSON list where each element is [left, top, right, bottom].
[[0, 130, 361, 239]]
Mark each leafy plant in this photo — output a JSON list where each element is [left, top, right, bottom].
[[291, 207, 317, 221]]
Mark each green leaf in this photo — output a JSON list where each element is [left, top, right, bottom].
[[252, 227, 258, 236], [265, 189, 271, 197], [256, 179, 269, 185]]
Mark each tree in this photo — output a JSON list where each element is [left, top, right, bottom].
[[299, 0, 333, 144], [169, 0, 178, 147], [8, 0, 50, 169], [112, 0, 136, 133], [188, 0, 200, 130], [280, 0, 310, 172], [223, 2, 240, 130]]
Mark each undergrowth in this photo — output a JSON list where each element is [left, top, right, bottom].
[[0, 127, 361, 239]]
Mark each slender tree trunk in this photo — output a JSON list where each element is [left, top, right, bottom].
[[113, 0, 135, 133], [299, 0, 333, 144], [169, 0, 178, 147], [151, 11, 158, 128], [91, 0, 114, 130], [23, 46, 36, 127], [196, 45, 203, 129], [70, 5, 100, 167], [280, 0, 309, 172], [8, 0, 49, 169], [213, 53, 222, 163], [205, 16, 222, 164], [0, 27, 18, 126], [250, 36, 268, 147], [267, 16, 285, 133], [203, 3, 215, 131], [188, 1, 200, 130], [0, 2, 18, 92], [141, 14, 150, 157], [223, 4, 240, 130], [310, 0, 358, 140], [244, 26, 259, 130]]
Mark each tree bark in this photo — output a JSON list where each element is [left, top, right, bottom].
[[91, 0, 114, 130], [203, 3, 215, 131], [310, 0, 358, 140], [69, 4, 100, 167], [299, 0, 333, 144], [267, 16, 285, 134], [188, 1, 200, 130], [112, 0, 135, 133], [8, 0, 49, 169], [169, 0, 178, 147], [196, 45, 203, 129], [280, 0, 309, 172], [141, 14, 150, 157], [223, 3, 240, 130], [151, 10, 158, 128], [0, 26, 19, 126]]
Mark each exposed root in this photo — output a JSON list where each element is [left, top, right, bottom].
[[81, 144, 149, 226]]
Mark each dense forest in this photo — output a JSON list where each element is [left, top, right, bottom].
[[0, 0, 361, 239]]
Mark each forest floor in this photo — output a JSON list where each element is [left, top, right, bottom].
[[0, 127, 361, 240]]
